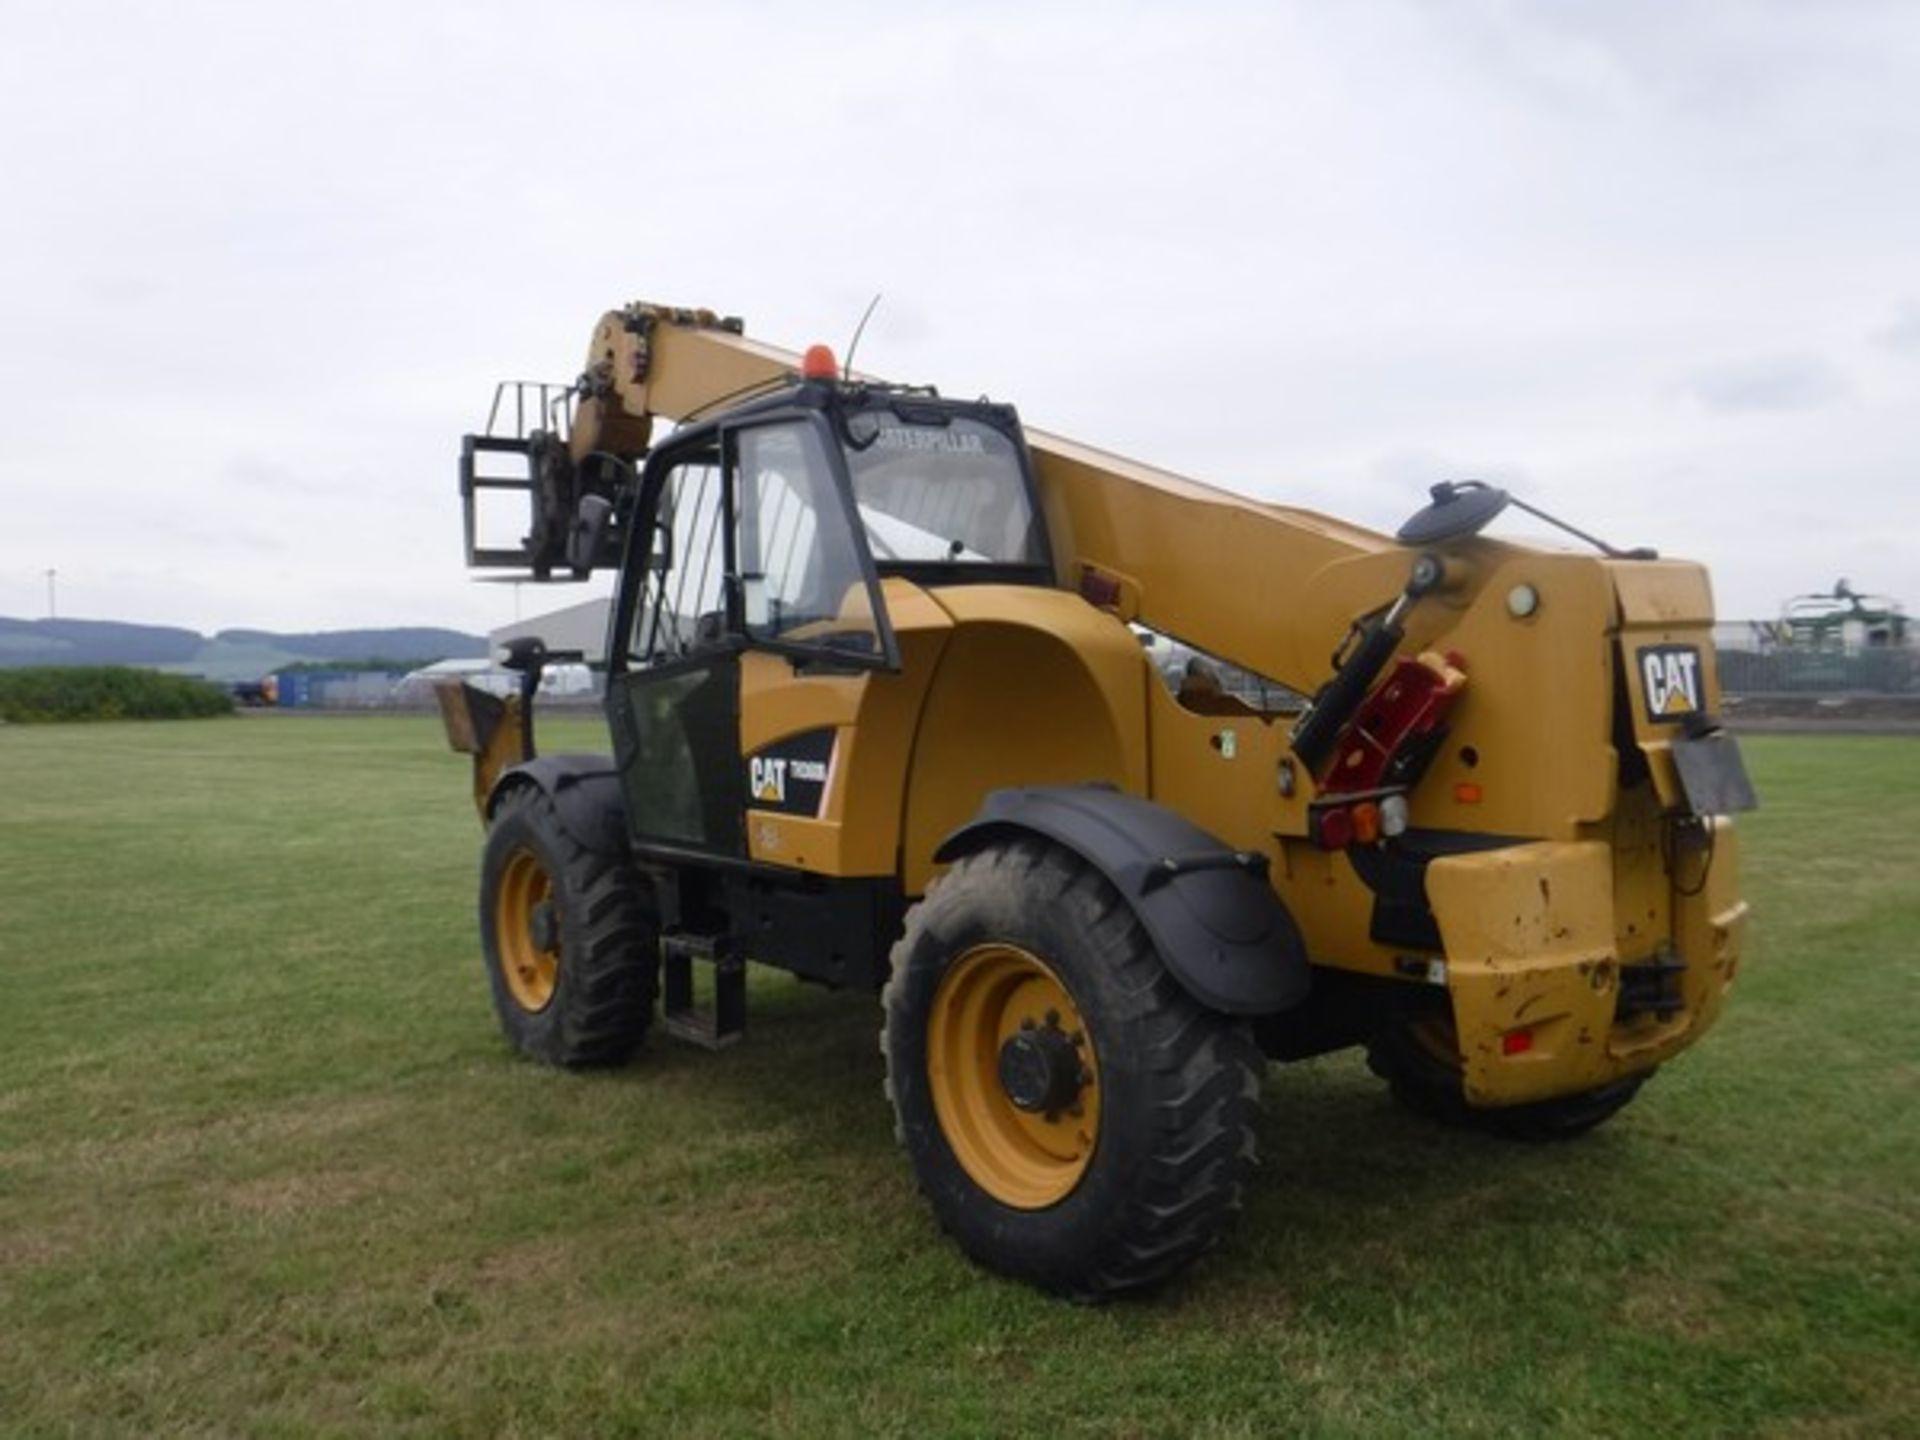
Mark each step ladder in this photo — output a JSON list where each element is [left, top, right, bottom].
[[660, 931, 746, 1050]]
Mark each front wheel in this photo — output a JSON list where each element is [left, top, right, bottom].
[[479, 788, 657, 1067], [1367, 1016, 1650, 1142], [882, 838, 1264, 1300]]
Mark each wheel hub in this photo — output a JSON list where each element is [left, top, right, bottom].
[[925, 944, 1102, 1210], [495, 847, 560, 1013], [528, 900, 558, 953], [997, 1022, 1085, 1115]]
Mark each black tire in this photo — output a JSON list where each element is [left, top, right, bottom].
[[479, 787, 657, 1067], [1366, 1018, 1649, 1142], [882, 837, 1264, 1301]]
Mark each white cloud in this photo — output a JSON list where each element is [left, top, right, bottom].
[[1681, 354, 1850, 414], [2, 0, 1918, 631], [1874, 302, 1920, 357]]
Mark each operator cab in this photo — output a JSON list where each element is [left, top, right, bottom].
[[603, 373, 1056, 862], [609, 376, 1054, 681]]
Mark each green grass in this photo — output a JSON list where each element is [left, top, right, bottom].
[[1, 718, 1914, 1437]]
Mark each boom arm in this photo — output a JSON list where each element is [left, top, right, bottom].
[[550, 301, 1406, 694]]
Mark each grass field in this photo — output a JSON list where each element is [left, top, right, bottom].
[[1, 717, 1915, 1437]]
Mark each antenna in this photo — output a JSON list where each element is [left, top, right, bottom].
[[843, 292, 882, 381]]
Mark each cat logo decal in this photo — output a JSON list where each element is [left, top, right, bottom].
[[745, 730, 836, 816], [1638, 644, 1703, 723]]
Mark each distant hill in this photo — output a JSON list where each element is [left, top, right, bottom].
[[0, 618, 488, 680], [0, 617, 203, 667], [212, 627, 491, 662]]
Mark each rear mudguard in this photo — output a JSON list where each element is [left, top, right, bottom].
[[934, 786, 1309, 1016], [485, 754, 628, 855]]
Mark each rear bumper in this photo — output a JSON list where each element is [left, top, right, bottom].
[[1425, 823, 1746, 1107]]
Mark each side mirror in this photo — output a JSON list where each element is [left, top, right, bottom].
[[740, 572, 770, 629], [1397, 480, 1510, 545], [650, 516, 674, 575], [499, 635, 548, 674]]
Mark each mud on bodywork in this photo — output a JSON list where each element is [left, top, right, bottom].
[[1416, 561, 1753, 1108], [1426, 827, 1745, 1107]]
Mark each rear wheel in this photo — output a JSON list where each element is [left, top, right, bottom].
[[480, 788, 657, 1066], [882, 838, 1263, 1300], [1367, 1016, 1649, 1142]]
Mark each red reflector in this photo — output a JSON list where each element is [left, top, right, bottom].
[[1501, 1028, 1534, 1056], [1079, 568, 1122, 608], [1314, 806, 1354, 850], [801, 343, 839, 380], [1454, 782, 1483, 805]]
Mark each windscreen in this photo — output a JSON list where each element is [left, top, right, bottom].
[[843, 410, 1045, 567]]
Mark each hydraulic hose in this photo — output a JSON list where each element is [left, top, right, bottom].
[[1288, 553, 1442, 776]]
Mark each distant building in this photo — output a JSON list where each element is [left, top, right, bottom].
[[391, 658, 519, 704], [274, 669, 411, 708], [391, 655, 595, 706], [489, 596, 613, 664]]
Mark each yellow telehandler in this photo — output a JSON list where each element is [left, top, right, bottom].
[[438, 302, 1754, 1298]]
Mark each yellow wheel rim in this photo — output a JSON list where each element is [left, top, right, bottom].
[[927, 944, 1101, 1210], [496, 848, 559, 1013]]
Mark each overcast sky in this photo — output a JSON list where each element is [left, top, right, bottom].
[[3, 0, 1917, 636]]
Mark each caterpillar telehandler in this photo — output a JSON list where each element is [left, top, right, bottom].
[[437, 301, 1754, 1299]]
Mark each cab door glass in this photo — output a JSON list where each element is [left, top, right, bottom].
[[630, 456, 728, 665], [611, 449, 742, 852], [735, 421, 883, 659]]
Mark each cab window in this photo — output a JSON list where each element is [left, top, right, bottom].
[[734, 421, 884, 659], [629, 452, 727, 665]]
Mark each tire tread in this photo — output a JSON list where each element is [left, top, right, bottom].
[[481, 788, 657, 1067], [881, 839, 1264, 1300]]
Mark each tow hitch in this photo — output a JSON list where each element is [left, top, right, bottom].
[[1616, 946, 1687, 1022]]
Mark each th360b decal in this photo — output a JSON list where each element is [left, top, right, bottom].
[[745, 728, 836, 817]]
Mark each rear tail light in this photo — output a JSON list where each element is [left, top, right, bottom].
[[1380, 794, 1410, 837], [1501, 1027, 1535, 1056], [1311, 794, 1414, 850], [1312, 806, 1355, 850]]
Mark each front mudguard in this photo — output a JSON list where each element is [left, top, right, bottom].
[[485, 753, 629, 856], [935, 786, 1309, 1016]]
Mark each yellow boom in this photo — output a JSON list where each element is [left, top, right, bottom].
[[566, 302, 1405, 693]]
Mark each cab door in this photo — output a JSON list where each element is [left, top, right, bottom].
[[607, 440, 745, 855], [606, 412, 897, 860], [727, 416, 900, 857], [731, 417, 895, 670]]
